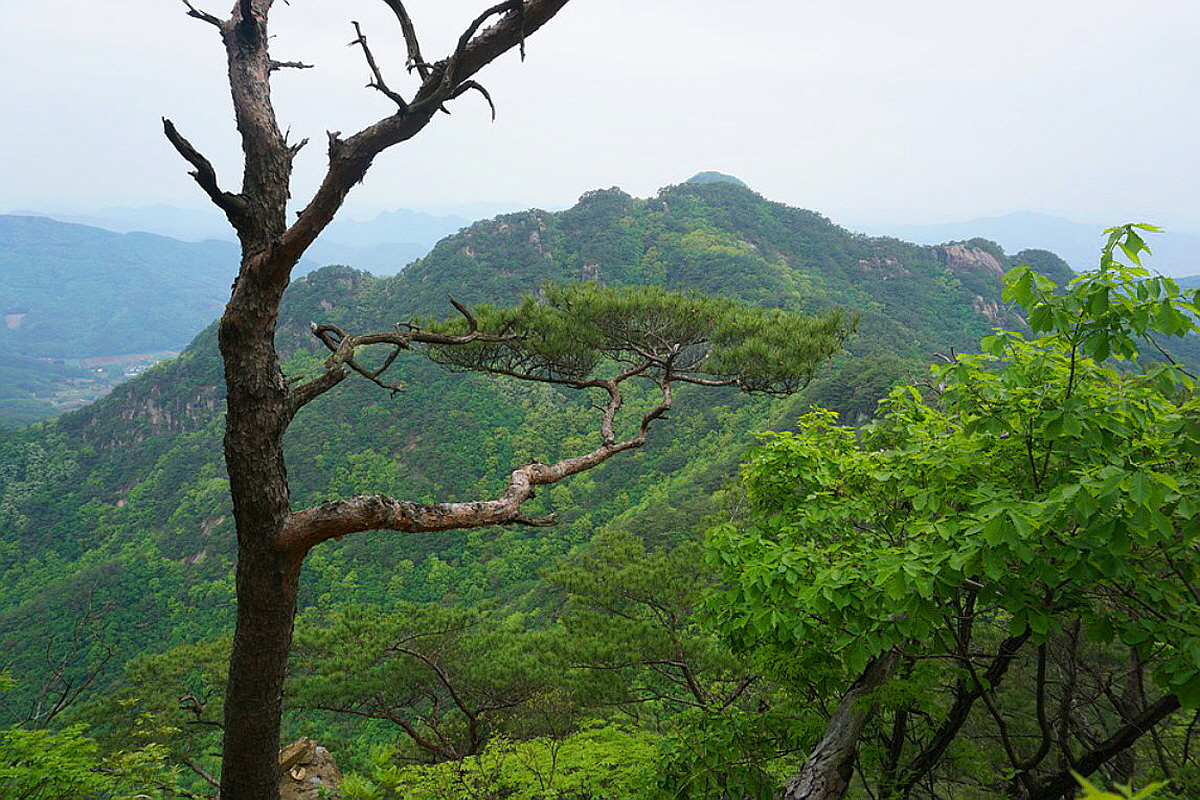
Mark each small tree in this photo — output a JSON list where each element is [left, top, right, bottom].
[[164, 4, 849, 797], [709, 226, 1200, 799], [290, 603, 563, 762]]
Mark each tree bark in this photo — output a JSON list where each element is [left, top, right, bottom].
[[161, 3, 579, 797], [216, 277, 300, 798], [780, 650, 899, 800]]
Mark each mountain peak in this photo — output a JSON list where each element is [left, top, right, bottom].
[[685, 171, 748, 188]]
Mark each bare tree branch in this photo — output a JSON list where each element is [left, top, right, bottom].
[[270, 59, 314, 71], [350, 21, 409, 110], [447, 1, 524, 89], [181, 0, 222, 28], [447, 79, 497, 120], [162, 119, 249, 229], [278, 0, 571, 273], [288, 295, 529, 414], [286, 362, 350, 416], [379, 0, 432, 79], [279, 385, 670, 554], [180, 757, 222, 790]]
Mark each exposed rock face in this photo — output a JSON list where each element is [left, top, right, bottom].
[[934, 242, 1016, 326], [935, 242, 1006, 279], [856, 256, 910, 280], [279, 737, 342, 800], [970, 294, 1006, 324]]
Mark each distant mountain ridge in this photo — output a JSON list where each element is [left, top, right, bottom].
[[0, 207, 465, 423], [850, 211, 1200, 278], [0, 215, 241, 358], [16, 204, 474, 276], [0, 215, 250, 424]]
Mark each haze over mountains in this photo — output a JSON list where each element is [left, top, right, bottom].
[[850, 210, 1200, 278], [12, 204, 476, 276], [0, 208, 456, 424], [5, 176, 1199, 427]]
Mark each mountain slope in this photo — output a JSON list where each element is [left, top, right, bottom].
[[0, 182, 1080, 713], [0, 215, 244, 425], [0, 215, 242, 358]]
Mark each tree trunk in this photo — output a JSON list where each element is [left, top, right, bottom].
[[217, 271, 300, 800], [159, 4, 601, 797], [781, 650, 898, 800]]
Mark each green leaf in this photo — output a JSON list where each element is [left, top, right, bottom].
[[1086, 616, 1116, 644], [1128, 471, 1153, 507]]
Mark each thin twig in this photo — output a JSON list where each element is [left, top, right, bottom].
[[447, 80, 497, 120], [270, 59, 314, 71], [350, 21, 409, 110], [181, 0, 222, 28], [379, 0, 432, 79]]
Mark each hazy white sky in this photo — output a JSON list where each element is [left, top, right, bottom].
[[3, 1, 1198, 226]]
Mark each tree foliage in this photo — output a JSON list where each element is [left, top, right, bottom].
[[709, 226, 1200, 797], [425, 284, 850, 395]]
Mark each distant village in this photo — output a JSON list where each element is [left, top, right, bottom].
[[42, 350, 179, 411]]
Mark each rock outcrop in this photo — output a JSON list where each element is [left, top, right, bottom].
[[279, 737, 342, 800]]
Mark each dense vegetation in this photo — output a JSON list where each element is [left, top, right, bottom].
[[2, 184, 1193, 797], [711, 227, 1200, 798]]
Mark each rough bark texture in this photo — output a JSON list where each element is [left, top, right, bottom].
[[167, 2, 572, 798], [780, 650, 899, 800]]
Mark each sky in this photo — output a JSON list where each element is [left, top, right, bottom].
[[3, 0, 1199, 230]]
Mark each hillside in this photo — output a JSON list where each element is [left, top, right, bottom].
[[0, 181, 1081, 724], [0, 216, 244, 425], [0, 215, 243, 358], [0, 214, 371, 425]]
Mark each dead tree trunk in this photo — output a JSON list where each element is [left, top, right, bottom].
[[216, 282, 299, 798], [166, 3, 573, 797], [166, 5, 848, 799], [781, 650, 898, 800]]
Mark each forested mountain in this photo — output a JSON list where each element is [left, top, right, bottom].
[[0, 180, 1114, 793], [0, 215, 242, 358], [0, 216, 353, 426], [0, 216, 241, 425]]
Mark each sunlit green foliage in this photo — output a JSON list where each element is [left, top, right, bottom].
[[709, 225, 1200, 795], [340, 724, 659, 800], [0, 723, 183, 799], [1073, 771, 1167, 800]]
